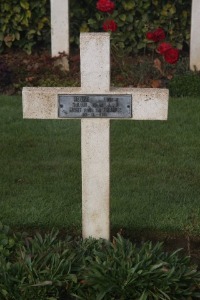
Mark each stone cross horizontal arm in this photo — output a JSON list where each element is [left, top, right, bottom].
[[23, 86, 168, 120], [23, 33, 169, 240]]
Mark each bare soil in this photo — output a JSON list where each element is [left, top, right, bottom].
[[0, 48, 174, 95]]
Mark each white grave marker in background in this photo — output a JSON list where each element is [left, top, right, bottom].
[[22, 33, 169, 240], [50, 0, 69, 71], [190, 0, 200, 70]]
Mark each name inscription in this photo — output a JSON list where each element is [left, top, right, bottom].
[[58, 94, 132, 118]]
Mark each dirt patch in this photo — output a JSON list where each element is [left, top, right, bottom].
[[12, 225, 200, 265], [115, 228, 200, 266], [0, 49, 80, 94], [0, 47, 181, 95]]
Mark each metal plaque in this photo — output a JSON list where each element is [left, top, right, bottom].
[[58, 94, 132, 118]]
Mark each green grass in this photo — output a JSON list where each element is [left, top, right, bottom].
[[1, 95, 200, 236]]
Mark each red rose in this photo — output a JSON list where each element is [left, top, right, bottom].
[[103, 19, 117, 32], [152, 28, 165, 42], [164, 48, 179, 64], [146, 32, 154, 40], [96, 0, 115, 13], [146, 28, 165, 42], [157, 42, 172, 54]]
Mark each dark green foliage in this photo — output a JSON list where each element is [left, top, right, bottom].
[[76, 235, 200, 300], [0, 228, 77, 299], [70, 0, 96, 46], [0, 0, 50, 54], [80, 0, 191, 54], [1, 226, 200, 299], [0, 222, 16, 258], [169, 72, 200, 97], [0, 0, 191, 54]]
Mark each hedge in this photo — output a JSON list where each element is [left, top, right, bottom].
[[0, 0, 191, 54], [0, 0, 50, 54]]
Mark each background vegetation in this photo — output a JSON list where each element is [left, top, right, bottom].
[[0, 0, 191, 54], [0, 0, 50, 54]]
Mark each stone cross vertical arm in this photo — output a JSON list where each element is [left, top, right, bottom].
[[80, 33, 111, 239], [50, 0, 69, 71], [22, 33, 169, 240]]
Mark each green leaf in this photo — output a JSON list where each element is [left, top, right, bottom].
[[80, 23, 89, 32], [13, 6, 21, 13], [152, 0, 159, 5], [20, 0, 29, 10], [35, 231, 43, 244], [137, 42, 146, 49], [15, 32, 20, 40], [150, 262, 165, 271], [119, 14, 126, 22], [2, 3, 10, 11], [122, 1, 135, 11], [1, 289, 9, 296], [127, 15, 134, 23], [31, 281, 53, 287], [70, 274, 77, 283], [88, 18, 97, 25], [139, 291, 148, 300]]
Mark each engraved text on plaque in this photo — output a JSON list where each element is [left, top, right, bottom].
[[58, 94, 132, 118]]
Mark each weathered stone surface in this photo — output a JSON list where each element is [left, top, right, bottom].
[[23, 87, 168, 121], [22, 32, 169, 240], [82, 119, 110, 239], [50, 0, 69, 70], [80, 33, 110, 93], [190, 0, 200, 70]]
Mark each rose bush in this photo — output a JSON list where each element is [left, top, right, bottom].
[[96, 0, 117, 32], [86, 0, 191, 55], [164, 48, 179, 64], [96, 0, 115, 13], [157, 42, 172, 54], [146, 27, 179, 65], [0, 0, 191, 54], [146, 28, 165, 42], [103, 19, 117, 32]]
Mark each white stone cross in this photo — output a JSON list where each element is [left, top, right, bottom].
[[22, 33, 169, 240], [190, 0, 200, 70], [50, 0, 69, 71]]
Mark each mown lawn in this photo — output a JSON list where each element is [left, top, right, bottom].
[[1, 95, 200, 236]]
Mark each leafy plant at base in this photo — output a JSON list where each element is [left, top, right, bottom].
[[76, 235, 200, 300], [0, 222, 16, 258], [1, 227, 200, 299], [0, 229, 77, 300]]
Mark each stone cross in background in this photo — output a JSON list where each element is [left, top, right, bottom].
[[22, 33, 169, 240], [50, 0, 69, 71], [190, 0, 200, 70]]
